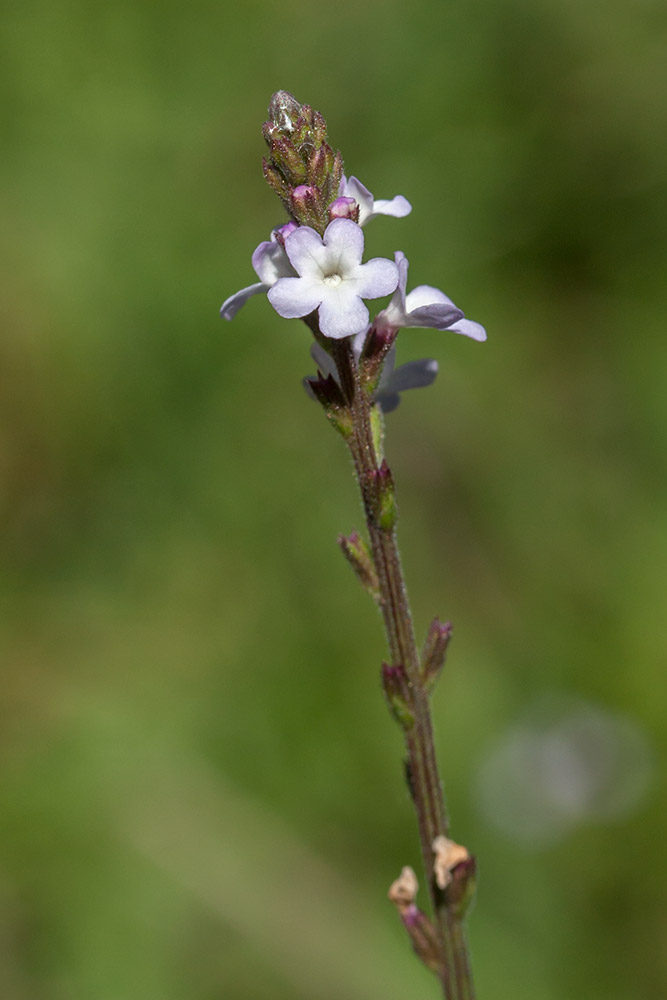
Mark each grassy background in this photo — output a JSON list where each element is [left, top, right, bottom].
[[2, 0, 666, 997]]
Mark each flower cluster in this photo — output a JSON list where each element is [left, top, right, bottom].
[[221, 92, 486, 412]]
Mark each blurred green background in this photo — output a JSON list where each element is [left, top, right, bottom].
[[2, 0, 666, 997]]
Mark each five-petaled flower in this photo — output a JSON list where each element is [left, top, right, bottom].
[[377, 252, 487, 342], [268, 218, 398, 340]]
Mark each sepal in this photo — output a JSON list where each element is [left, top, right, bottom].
[[303, 372, 353, 437], [337, 532, 380, 602], [359, 323, 399, 391], [289, 184, 323, 230], [262, 159, 289, 202], [421, 618, 452, 692], [369, 459, 397, 531], [443, 854, 477, 918], [381, 663, 414, 730]]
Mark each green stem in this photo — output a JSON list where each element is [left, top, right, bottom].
[[332, 339, 475, 1000]]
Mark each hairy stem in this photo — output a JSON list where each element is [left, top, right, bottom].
[[332, 338, 475, 1000]]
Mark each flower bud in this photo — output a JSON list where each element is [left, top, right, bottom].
[[328, 196, 360, 223], [267, 90, 303, 135], [262, 91, 345, 234]]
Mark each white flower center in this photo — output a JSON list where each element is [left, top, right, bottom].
[[322, 273, 343, 288]]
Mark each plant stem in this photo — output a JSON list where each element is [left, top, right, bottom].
[[332, 338, 475, 1000]]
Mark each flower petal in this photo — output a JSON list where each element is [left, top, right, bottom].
[[283, 226, 327, 278], [404, 285, 464, 329], [386, 358, 439, 393], [447, 317, 487, 342], [322, 217, 365, 272], [318, 286, 370, 339], [310, 341, 338, 380], [268, 276, 323, 318], [372, 195, 412, 219], [350, 257, 399, 299], [220, 282, 267, 320], [376, 391, 401, 413], [394, 251, 409, 303], [405, 285, 485, 339], [252, 239, 294, 284], [404, 285, 452, 312]]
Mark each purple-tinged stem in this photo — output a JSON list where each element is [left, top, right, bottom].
[[331, 337, 475, 1000]]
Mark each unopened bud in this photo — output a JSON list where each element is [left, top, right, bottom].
[[328, 196, 360, 223], [337, 532, 380, 602], [381, 663, 414, 729], [267, 91, 303, 135], [421, 618, 452, 691], [263, 92, 345, 234]]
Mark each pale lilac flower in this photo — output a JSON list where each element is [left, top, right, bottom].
[[305, 340, 438, 414], [378, 252, 487, 342], [220, 229, 296, 320], [339, 175, 412, 226], [268, 218, 398, 339]]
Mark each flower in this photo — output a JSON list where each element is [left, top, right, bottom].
[[220, 228, 296, 320], [267, 218, 398, 339], [339, 175, 412, 226], [378, 252, 487, 342], [305, 339, 438, 414]]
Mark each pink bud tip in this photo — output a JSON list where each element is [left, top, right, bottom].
[[328, 196, 359, 222], [292, 184, 318, 200]]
